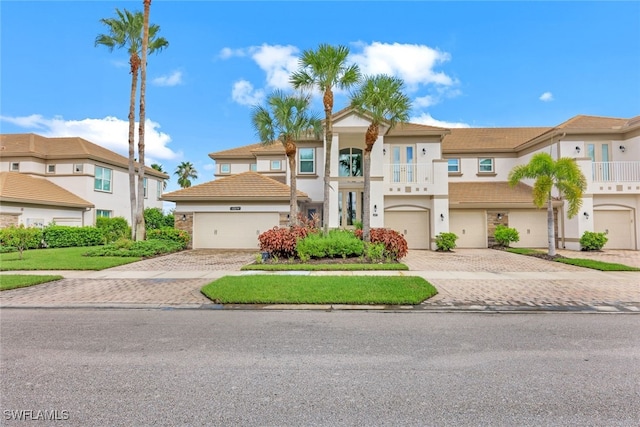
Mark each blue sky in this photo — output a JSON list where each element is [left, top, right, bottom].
[[2, 1, 639, 194]]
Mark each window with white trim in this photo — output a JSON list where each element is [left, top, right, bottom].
[[478, 158, 494, 173], [339, 148, 363, 177], [94, 166, 112, 192], [10, 162, 19, 171], [96, 210, 112, 218], [157, 180, 162, 199], [143, 177, 148, 198], [250, 163, 257, 172], [47, 164, 56, 174], [299, 148, 315, 174], [220, 164, 231, 174], [271, 160, 281, 170], [447, 158, 460, 173]]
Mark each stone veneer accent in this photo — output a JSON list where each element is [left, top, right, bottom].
[[0, 213, 20, 228], [174, 212, 194, 249]]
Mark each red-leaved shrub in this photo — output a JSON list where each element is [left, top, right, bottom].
[[258, 217, 318, 259], [355, 228, 408, 260]]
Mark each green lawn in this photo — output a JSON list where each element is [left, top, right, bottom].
[[555, 258, 640, 271], [0, 246, 142, 271], [0, 275, 63, 291], [201, 275, 437, 305], [241, 263, 409, 271]]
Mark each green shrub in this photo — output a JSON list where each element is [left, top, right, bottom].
[[354, 228, 409, 260], [580, 231, 608, 251], [0, 246, 17, 253], [365, 242, 386, 263], [162, 213, 175, 228], [494, 224, 520, 247], [85, 239, 183, 257], [435, 232, 458, 251], [43, 225, 104, 248], [297, 229, 364, 261], [96, 216, 131, 243], [146, 227, 190, 248], [0, 225, 43, 259]]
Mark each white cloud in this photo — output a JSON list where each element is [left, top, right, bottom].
[[219, 47, 245, 59], [202, 163, 215, 171], [414, 95, 437, 108], [152, 70, 183, 87], [539, 91, 553, 102], [0, 114, 181, 161], [232, 80, 265, 106], [249, 44, 299, 90], [350, 42, 454, 89], [411, 112, 470, 128]]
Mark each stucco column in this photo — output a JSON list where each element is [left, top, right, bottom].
[[328, 133, 340, 228]]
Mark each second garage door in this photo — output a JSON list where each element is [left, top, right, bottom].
[[594, 209, 635, 249], [385, 210, 430, 249], [508, 210, 549, 248], [193, 212, 279, 249], [450, 210, 486, 248]]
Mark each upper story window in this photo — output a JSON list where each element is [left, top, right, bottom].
[[10, 162, 19, 171], [220, 163, 231, 174], [447, 159, 460, 173], [339, 148, 362, 177], [271, 160, 281, 170], [74, 164, 83, 174], [47, 164, 56, 174], [96, 209, 112, 218], [250, 163, 257, 172], [157, 180, 162, 199], [94, 166, 112, 192], [143, 177, 148, 198], [478, 158, 494, 173], [299, 148, 315, 174]]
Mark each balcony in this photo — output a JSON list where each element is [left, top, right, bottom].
[[590, 161, 640, 194], [383, 163, 438, 195]]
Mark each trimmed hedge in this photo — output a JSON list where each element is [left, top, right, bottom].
[[147, 227, 190, 248], [297, 229, 364, 261], [0, 225, 43, 250], [96, 216, 130, 243], [85, 239, 183, 257], [43, 225, 104, 248]]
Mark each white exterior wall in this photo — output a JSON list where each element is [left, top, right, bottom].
[[0, 202, 89, 227], [1, 157, 44, 174]]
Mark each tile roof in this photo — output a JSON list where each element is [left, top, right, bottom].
[[162, 171, 308, 201], [449, 181, 555, 205], [209, 142, 286, 159], [443, 127, 552, 152], [0, 172, 93, 208], [0, 133, 168, 179], [387, 122, 448, 136], [556, 115, 629, 130]]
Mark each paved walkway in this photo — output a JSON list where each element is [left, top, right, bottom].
[[1, 249, 638, 312]]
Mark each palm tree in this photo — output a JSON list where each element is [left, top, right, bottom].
[[290, 44, 361, 233], [251, 90, 321, 225], [151, 163, 167, 189], [350, 75, 411, 242], [508, 152, 586, 257], [174, 162, 198, 188], [95, 7, 168, 240]]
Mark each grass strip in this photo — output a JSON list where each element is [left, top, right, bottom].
[[1, 275, 63, 291], [505, 248, 545, 255], [0, 246, 142, 271], [241, 263, 409, 271], [555, 258, 640, 271], [201, 275, 437, 305]]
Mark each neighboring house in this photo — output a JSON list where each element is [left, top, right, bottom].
[[163, 110, 640, 251], [0, 133, 168, 227]]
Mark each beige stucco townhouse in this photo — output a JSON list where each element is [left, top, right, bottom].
[[164, 110, 639, 251]]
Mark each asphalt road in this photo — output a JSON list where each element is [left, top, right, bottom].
[[1, 309, 639, 426]]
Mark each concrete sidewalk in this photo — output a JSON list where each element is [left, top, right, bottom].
[[1, 249, 639, 312]]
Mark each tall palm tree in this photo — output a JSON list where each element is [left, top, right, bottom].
[[350, 75, 411, 242], [151, 163, 167, 189], [174, 162, 198, 188], [508, 152, 586, 256], [251, 90, 321, 225], [290, 44, 361, 233], [95, 7, 168, 240]]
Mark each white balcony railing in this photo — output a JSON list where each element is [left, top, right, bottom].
[[383, 163, 431, 184], [592, 161, 640, 182]]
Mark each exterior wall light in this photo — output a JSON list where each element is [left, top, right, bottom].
[[181, 214, 187, 222], [575, 146, 581, 154], [497, 213, 503, 220], [422, 148, 427, 156], [583, 212, 589, 220], [383, 148, 386, 155], [440, 213, 444, 221], [619, 145, 626, 152], [373, 204, 378, 214]]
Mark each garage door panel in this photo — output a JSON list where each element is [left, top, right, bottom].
[[385, 211, 430, 250], [450, 211, 486, 248], [194, 212, 279, 249], [509, 210, 548, 248], [594, 210, 634, 250]]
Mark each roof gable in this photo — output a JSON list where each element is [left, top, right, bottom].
[[0, 172, 93, 208]]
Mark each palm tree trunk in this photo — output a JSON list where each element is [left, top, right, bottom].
[[288, 153, 298, 226], [362, 149, 371, 243], [323, 88, 333, 235], [547, 196, 556, 257], [135, 0, 152, 241], [127, 55, 140, 240]]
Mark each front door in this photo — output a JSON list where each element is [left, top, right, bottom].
[[338, 190, 363, 227], [587, 143, 611, 181], [391, 145, 416, 183]]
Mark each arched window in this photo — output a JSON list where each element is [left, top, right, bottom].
[[339, 148, 363, 177]]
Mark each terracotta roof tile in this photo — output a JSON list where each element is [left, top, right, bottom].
[[387, 122, 448, 135], [556, 115, 629, 130], [162, 171, 308, 201], [0, 172, 93, 208], [0, 133, 167, 179], [443, 127, 551, 152], [449, 181, 549, 205]]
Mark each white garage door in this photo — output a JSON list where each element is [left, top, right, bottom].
[[385, 210, 430, 249], [594, 210, 635, 249], [193, 212, 279, 249], [450, 210, 486, 248], [508, 210, 549, 248]]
